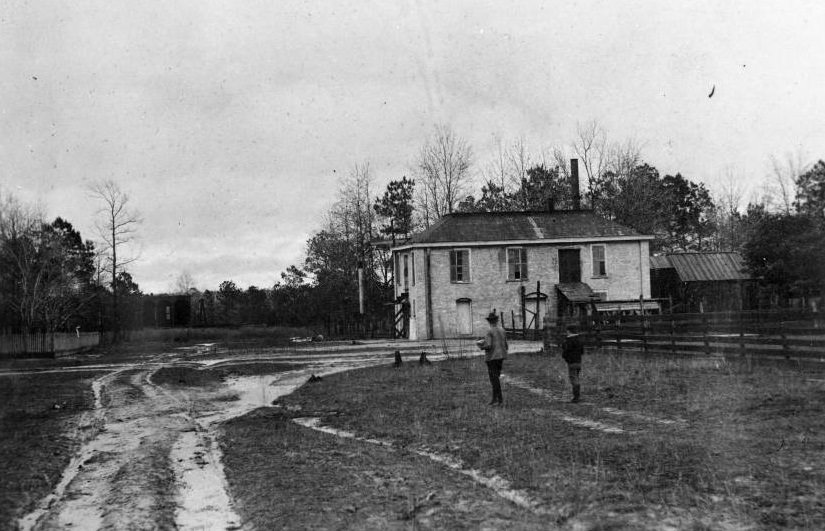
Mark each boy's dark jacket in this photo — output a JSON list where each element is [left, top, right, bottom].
[[561, 334, 584, 364]]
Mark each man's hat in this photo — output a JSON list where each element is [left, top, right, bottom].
[[486, 310, 499, 323]]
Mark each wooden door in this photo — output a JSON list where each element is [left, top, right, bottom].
[[456, 300, 473, 335], [559, 249, 581, 283]]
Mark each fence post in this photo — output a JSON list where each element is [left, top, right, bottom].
[[642, 316, 648, 354], [670, 315, 676, 355], [616, 318, 622, 352], [739, 311, 746, 357], [703, 313, 711, 356], [535, 281, 541, 341], [780, 321, 790, 358]]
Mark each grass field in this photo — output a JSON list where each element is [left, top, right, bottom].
[[0, 370, 99, 530], [221, 350, 825, 529]]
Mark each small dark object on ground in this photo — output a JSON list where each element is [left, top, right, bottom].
[[394, 351, 403, 367], [307, 374, 323, 383], [419, 352, 431, 365]]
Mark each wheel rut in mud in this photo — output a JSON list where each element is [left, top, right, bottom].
[[20, 349, 395, 531]]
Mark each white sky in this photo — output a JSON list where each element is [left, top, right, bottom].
[[2, 0, 824, 293]]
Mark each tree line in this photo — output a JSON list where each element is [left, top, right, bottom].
[[261, 123, 825, 329], [3, 123, 823, 337], [0, 181, 141, 336]]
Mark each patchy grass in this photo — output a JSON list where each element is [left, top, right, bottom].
[[269, 351, 825, 529], [220, 408, 548, 530], [0, 371, 98, 529]]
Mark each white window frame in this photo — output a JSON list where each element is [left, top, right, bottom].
[[591, 244, 607, 277], [449, 248, 472, 283], [506, 247, 528, 281]]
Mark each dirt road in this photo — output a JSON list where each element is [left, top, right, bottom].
[[17, 341, 501, 530]]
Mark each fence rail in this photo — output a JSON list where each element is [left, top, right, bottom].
[[546, 310, 825, 361], [0, 331, 100, 358]]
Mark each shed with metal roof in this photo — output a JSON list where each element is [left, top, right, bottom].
[[650, 252, 756, 312]]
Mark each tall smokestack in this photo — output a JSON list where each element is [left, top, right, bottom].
[[570, 158, 581, 210]]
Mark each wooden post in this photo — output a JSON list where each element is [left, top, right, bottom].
[[640, 294, 647, 354], [703, 312, 711, 356], [520, 285, 526, 337], [739, 310, 746, 357], [535, 281, 541, 341], [642, 317, 648, 354], [670, 314, 676, 354]]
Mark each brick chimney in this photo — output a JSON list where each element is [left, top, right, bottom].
[[570, 158, 581, 210]]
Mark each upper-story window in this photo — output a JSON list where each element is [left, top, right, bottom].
[[592, 245, 607, 277], [449, 249, 471, 283], [507, 247, 528, 281]]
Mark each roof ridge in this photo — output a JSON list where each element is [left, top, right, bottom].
[[445, 209, 593, 217]]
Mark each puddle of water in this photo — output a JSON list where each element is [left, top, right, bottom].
[[172, 430, 241, 531]]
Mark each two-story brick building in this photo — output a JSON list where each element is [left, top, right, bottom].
[[391, 210, 654, 339]]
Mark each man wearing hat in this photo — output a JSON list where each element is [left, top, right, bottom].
[[561, 324, 584, 403], [477, 310, 508, 405]]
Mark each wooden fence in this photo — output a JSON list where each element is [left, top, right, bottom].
[[546, 310, 825, 361], [0, 331, 100, 358]]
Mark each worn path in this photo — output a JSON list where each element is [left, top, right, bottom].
[[17, 340, 517, 530]]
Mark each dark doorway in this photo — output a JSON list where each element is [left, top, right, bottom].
[[559, 249, 581, 283], [174, 299, 190, 327]]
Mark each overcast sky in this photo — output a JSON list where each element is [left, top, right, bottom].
[[2, 1, 824, 293]]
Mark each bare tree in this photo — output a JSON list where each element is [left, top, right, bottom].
[[174, 271, 197, 294], [480, 135, 510, 194], [332, 161, 374, 253], [479, 135, 534, 209], [605, 137, 643, 179], [709, 168, 747, 251], [89, 180, 141, 337], [415, 124, 473, 226], [765, 150, 809, 214], [506, 137, 532, 209], [572, 120, 608, 205]]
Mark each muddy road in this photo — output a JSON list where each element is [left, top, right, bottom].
[[16, 342, 447, 531]]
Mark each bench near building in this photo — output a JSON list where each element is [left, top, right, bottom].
[[391, 210, 656, 340]]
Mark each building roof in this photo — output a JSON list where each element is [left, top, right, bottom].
[[398, 210, 650, 248], [649, 252, 752, 282], [557, 282, 595, 302]]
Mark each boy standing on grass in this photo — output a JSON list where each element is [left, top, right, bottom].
[[561, 324, 584, 403], [477, 310, 508, 406]]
